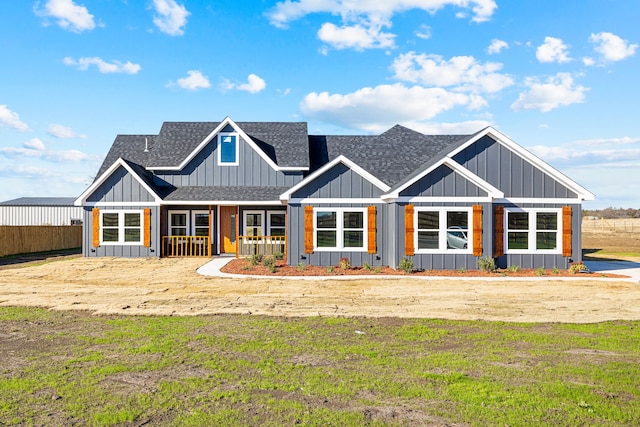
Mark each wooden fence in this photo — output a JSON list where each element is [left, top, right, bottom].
[[582, 218, 640, 233], [0, 226, 82, 257]]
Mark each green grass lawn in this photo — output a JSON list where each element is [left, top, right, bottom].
[[1, 307, 639, 426]]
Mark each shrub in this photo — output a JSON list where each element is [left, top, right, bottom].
[[326, 266, 335, 273], [552, 266, 560, 275], [274, 252, 284, 261], [262, 256, 276, 269], [507, 264, 520, 273], [536, 267, 545, 276], [363, 262, 372, 271], [457, 267, 466, 274], [373, 267, 382, 274], [399, 257, 413, 274], [297, 262, 306, 271], [477, 257, 496, 272], [339, 257, 351, 270], [249, 253, 263, 266], [569, 262, 588, 274]]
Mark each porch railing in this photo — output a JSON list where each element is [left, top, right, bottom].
[[237, 235, 286, 258], [162, 236, 210, 257]]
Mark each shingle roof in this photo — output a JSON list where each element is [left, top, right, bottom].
[[0, 197, 77, 206], [146, 121, 309, 169], [163, 186, 285, 202], [94, 120, 480, 200], [96, 135, 155, 179], [310, 125, 472, 187]]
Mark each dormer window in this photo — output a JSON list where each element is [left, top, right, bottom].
[[218, 133, 239, 165]]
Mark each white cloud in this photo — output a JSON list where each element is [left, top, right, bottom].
[[237, 74, 267, 94], [391, 52, 514, 94], [47, 124, 87, 139], [0, 146, 98, 162], [171, 70, 211, 91], [511, 73, 588, 112], [536, 36, 571, 63], [487, 39, 508, 54], [267, 0, 496, 51], [317, 21, 395, 50], [35, 0, 96, 33], [589, 32, 637, 62], [576, 136, 640, 146], [582, 57, 595, 66], [300, 83, 473, 131], [267, 0, 497, 28], [415, 24, 431, 40], [63, 57, 141, 74], [221, 74, 267, 94], [0, 105, 30, 132], [401, 120, 492, 135], [23, 138, 46, 151], [152, 0, 190, 36]]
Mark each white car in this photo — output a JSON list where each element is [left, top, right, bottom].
[[447, 226, 468, 249]]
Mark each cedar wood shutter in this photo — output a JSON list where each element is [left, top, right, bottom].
[[404, 204, 415, 256], [472, 205, 483, 256], [562, 206, 572, 257], [494, 205, 504, 257], [304, 206, 314, 254], [143, 208, 151, 247], [92, 208, 100, 247], [367, 206, 376, 254]]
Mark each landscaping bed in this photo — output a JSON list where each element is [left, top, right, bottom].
[[221, 258, 625, 278]]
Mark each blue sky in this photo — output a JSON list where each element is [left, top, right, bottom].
[[0, 0, 638, 209]]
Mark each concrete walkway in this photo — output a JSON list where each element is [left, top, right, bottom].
[[197, 257, 640, 283], [584, 259, 640, 282]]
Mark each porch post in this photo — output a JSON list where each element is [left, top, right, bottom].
[[235, 205, 240, 258], [208, 205, 213, 257]]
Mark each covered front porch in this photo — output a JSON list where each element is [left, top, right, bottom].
[[160, 204, 287, 258]]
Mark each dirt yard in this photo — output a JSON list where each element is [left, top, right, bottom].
[[1, 256, 639, 323]]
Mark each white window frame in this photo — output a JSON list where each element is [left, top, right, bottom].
[[504, 208, 562, 254], [313, 207, 368, 252], [414, 207, 472, 254], [191, 210, 210, 238], [218, 132, 239, 166], [100, 210, 143, 245], [168, 210, 189, 236], [267, 211, 286, 237], [243, 210, 264, 239]]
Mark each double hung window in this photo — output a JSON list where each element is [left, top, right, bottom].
[[244, 211, 263, 238], [267, 212, 286, 237], [101, 210, 143, 245], [505, 209, 561, 253], [168, 210, 210, 237], [314, 208, 366, 251], [415, 208, 471, 253]]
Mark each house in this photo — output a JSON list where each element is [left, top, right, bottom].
[[74, 117, 594, 270], [0, 197, 83, 226]]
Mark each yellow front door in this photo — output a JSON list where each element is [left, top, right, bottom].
[[219, 206, 237, 254]]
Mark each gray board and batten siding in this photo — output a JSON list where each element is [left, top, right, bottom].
[[287, 161, 387, 267], [288, 202, 389, 268], [399, 164, 488, 198], [87, 165, 156, 203], [82, 205, 160, 257], [452, 135, 578, 199], [152, 131, 303, 188]]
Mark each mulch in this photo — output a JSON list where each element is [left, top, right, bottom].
[[220, 258, 624, 278]]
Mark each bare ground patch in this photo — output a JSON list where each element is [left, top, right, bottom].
[[0, 257, 639, 322]]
